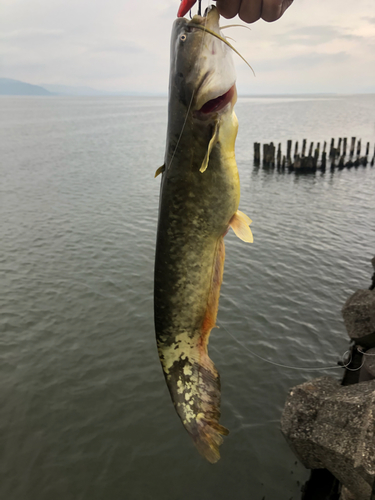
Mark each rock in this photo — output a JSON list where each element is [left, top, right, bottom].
[[340, 486, 358, 500], [371, 256, 375, 291], [359, 348, 375, 382], [342, 289, 375, 347], [281, 376, 375, 500]]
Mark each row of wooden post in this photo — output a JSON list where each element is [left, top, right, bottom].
[[253, 138, 375, 171]]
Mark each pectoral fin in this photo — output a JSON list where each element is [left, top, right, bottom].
[[200, 119, 220, 173], [155, 165, 165, 178], [229, 210, 253, 243]]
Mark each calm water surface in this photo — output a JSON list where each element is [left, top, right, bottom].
[[1, 95, 375, 500]]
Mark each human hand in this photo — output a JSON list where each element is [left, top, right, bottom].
[[216, 0, 293, 23], [177, 0, 293, 23]]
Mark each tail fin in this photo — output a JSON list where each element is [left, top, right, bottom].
[[165, 350, 229, 463], [158, 238, 228, 463]]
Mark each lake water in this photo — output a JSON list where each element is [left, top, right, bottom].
[[1, 94, 375, 500]]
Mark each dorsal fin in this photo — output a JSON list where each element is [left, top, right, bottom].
[[154, 164, 165, 178]]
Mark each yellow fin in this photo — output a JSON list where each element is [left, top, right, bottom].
[[229, 210, 253, 243], [200, 119, 220, 173], [154, 165, 165, 178]]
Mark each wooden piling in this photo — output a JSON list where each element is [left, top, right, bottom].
[[264, 143, 269, 166], [294, 154, 301, 169], [262, 144, 267, 166], [314, 143, 320, 168], [356, 140, 361, 157], [286, 140, 292, 164], [321, 152, 327, 170], [254, 142, 260, 165], [253, 138, 372, 172], [331, 150, 336, 170], [350, 137, 356, 157], [329, 138, 334, 158], [294, 141, 298, 159], [269, 142, 275, 167]]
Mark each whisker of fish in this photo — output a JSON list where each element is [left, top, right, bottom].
[[189, 22, 255, 76], [220, 24, 251, 31], [168, 5, 254, 173]]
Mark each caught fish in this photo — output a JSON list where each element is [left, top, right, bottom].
[[154, 6, 253, 463]]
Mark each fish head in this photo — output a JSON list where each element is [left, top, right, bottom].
[[169, 5, 237, 120]]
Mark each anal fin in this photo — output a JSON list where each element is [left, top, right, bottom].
[[191, 236, 227, 463], [201, 236, 226, 335]]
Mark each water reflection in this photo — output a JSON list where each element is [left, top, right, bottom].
[[1, 95, 374, 500]]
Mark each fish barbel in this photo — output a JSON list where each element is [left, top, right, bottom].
[[154, 6, 253, 463]]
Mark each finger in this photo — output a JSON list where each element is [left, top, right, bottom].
[[239, 0, 263, 23], [261, 0, 293, 22], [216, 0, 242, 19]]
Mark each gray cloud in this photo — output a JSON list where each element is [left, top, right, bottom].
[[362, 16, 375, 24], [275, 25, 363, 46], [0, 28, 65, 41], [0, 0, 374, 94], [88, 40, 144, 55], [254, 51, 350, 72]]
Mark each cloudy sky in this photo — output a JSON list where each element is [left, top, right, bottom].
[[1, 0, 375, 94]]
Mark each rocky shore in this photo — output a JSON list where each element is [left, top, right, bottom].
[[281, 256, 375, 500]]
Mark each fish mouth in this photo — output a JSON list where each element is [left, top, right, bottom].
[[195, 84, 236, 119]]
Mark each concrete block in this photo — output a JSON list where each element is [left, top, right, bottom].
[[342, 290, 375, 346], [281, 377, 375, 500]]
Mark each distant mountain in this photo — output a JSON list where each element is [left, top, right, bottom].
[[0, 77, 166, 97], [39, 83, 108, 96], [0, 78, 52, 96], [40, 84, 161, 96]]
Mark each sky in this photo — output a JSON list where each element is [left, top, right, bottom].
[[1, 0, 375, 95]]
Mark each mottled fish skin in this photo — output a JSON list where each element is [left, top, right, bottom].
[[154, 6, 250, 463]]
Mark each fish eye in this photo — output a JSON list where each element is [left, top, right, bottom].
[[180, 34, 187, 42]]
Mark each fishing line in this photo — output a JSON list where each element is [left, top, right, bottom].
[[218, 322, 366, 372], [358, 347, 375, 355]]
